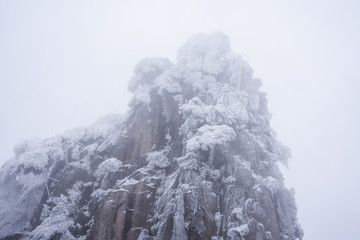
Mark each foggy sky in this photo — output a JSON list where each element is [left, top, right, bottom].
[[1, 1, 359, 240]]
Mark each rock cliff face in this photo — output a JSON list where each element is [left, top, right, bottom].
[[0, 32, 303, 240]]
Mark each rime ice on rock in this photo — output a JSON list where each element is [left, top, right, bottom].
[[0, 32, 303, 240]]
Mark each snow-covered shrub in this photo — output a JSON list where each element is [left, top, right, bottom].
[[0, 137, 64, 182], [180, 97, 238, 138], [146, 147, 170, 168], [127, 58, 172, 107], [32, 182, 85, 240], [154, 70, 182, 95], [228, 224, 249, 237], [62, 114, 124, 143], [32, 194, 76, 240], [128, 85, 152, 107], [18, 148, 49, 171], [95, 158, 122, 179], [186, 125, 236, 152]]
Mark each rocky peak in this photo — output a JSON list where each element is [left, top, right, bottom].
[[0, 32, 303, 240]]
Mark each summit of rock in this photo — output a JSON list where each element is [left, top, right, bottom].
[[0, 32, 303, 240]]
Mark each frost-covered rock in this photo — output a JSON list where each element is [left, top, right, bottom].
[[0, 114, 124, 238], [0, 32, 302, 240]]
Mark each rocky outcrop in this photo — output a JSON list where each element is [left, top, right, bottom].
[[0, 32, 303, 240]]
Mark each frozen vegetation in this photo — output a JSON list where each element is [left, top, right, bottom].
[[0, 32, 302, 240]]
